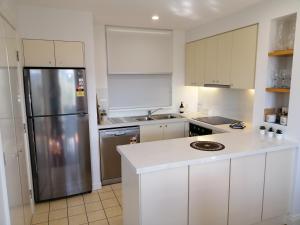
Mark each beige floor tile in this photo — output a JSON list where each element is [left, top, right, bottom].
[[113, 190, 122, 198], [99, 191, 115, 201], [84, 192, 100, 203], [116, 196, 122, 206], [31, 212, 48, 224], [50, 199, 67, 211], [111, 183, 122, 191], [67, 195, 84, 207], [34, 202, 49, 214], [87, 210, 106, 222], [33, 222, 48, 225], [85, 202, 103, 212], [108, 216, 122, 225], [68, 213, 88, 225], [88, 219, 109, 225], [68, 205, 86, 216], [97, 186, 112, 194], [49, 208, 67, 221], [49, 218, 68, 225], [104, 206, 122, 218], [101, 198, 119, 209]]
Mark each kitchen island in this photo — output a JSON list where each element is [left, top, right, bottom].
[[118, 131, 298, 225]]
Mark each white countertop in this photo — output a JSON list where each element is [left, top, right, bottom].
[[117, 131, 298, 174]]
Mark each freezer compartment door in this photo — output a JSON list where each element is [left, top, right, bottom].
[[24, 68, 88, 117], [28, 114, 91, 202]]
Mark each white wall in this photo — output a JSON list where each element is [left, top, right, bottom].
[[0, 0, 17, 27], [94, 25, 198, 117], [17, 5, 101, 190], [197, 88, 254, 123], [187, 0, 300, 218]]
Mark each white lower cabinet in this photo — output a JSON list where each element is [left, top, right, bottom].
[[228, 154, 265, 225], [189, 160, 230, 225], [140, 121, 185, 142], [262, 149, 295, 220], [141, 167, 188, 225]]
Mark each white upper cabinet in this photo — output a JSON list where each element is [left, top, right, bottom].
[[262, 149, 295, 220], [228, 154, 265, 225], [185, 24, 257, 89], [23, 39, 55, 67], [185, 40, 205, 86], [231, 25, 258, 89], [217, 32, 232, 85], [106, 26, 172, 75], [54, 41, 84, 67], [23, 39, 85, 67], [204, 36, 218, 85]]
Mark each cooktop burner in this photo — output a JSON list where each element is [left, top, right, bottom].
[[193, 116, 240, 125], [190, 141, 225, 151]]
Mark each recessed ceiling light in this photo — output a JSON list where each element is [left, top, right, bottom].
[[152, 15, 159, 21]]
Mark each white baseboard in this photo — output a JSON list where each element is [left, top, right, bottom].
[[92, 181, 102, 191], [287, 214, 300, 225]]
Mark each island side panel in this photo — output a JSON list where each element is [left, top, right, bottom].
[[140, 166, 189, 225], [122, 156, 141, 225]]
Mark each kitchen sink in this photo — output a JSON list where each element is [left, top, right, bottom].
[[135, 116, 154, 121], [150, 114, 182, 120]]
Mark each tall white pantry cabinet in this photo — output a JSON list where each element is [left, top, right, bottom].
[[122, 148, 296, 225]]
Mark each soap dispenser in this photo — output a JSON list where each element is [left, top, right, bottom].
[[179, 102, 184, 114]]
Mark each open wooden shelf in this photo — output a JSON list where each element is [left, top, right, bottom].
[[268, 49, 293, 56], [266, 88, 290, 93]]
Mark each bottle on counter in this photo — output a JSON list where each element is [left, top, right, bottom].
[[179, 102, 184, 114]]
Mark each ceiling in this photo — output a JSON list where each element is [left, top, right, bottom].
[[17, 0, 265, 29]]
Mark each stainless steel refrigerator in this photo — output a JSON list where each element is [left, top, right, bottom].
[[24, 68, 92, 202]]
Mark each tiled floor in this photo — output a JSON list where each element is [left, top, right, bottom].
[[31, 183, 123, 225]]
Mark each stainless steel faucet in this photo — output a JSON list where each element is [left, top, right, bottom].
[[147, 108, 163, 117]]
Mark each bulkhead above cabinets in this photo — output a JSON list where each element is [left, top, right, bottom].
[[22, 39, 85, 68], [185, 24, 258, 90]]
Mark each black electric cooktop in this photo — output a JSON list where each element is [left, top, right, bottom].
[[193, 116, 240, 125]]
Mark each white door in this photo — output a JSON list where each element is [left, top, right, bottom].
[[22, 39, 55, 67], [231, 25, 257, 89], [228, 154, 265, 225], [163, 122, 185, 140], [204, 36, 218, 85], [262, 149, 295, 220], [217, 32, 232, 85], [189, 160, 230, 225], [54, 41, 85, 67], [141, 167, 188, 225], [140, 124, 163, 142], [0, 17, 27, 225]]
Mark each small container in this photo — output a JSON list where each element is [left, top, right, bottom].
[[276, 130, 283, 140], [280, 115, 288, 126], [268, 127, 274, 138], [259, 126, 266, 135], [266, 114, 276, 123]]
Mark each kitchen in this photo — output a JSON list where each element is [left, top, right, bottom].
[[0, 0, 300, 225]]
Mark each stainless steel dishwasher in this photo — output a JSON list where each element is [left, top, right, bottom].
[[99, 126, 140, 185]]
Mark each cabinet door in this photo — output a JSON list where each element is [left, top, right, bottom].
[[140, 124, 163, 142], [141, 167, 188, 225], [262, 149, 295, 220], [231, 25, 257, 89], [204, 36, 218, 85], [228, 154, 265, 225], [189, 160, 230, 225], [54, 41, 84, 67], [23, 39, 55, 67], [186, 42, 198, 86], [217, 32, 232, 85], [163, 122, 185, 140]]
